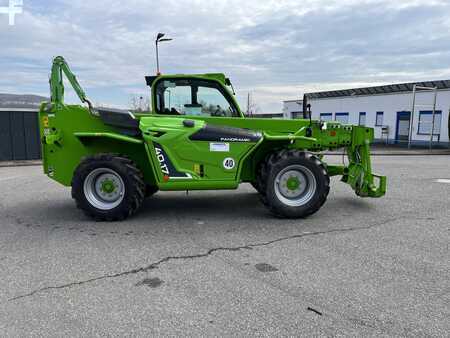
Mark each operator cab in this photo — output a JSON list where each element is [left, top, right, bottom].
[[146, 75, 242, 118]]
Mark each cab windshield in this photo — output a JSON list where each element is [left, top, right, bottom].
[[155, 78, 239, 117]]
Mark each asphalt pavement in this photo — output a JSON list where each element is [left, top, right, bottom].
[[0, 155, 449, 336]]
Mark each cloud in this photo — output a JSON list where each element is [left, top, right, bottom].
[[0, 0, 449, 112]]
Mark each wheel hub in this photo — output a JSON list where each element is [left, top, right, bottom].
[[278, 170, 308, 198], [84, 168, 125, 210], [100, 178, 116, 194], [286, 176, 301, 191], [274, 165, 317, 207]]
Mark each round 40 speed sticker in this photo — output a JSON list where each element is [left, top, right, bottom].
[[223, 157, 235, 170]]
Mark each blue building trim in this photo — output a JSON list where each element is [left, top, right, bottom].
[[375, 111, 384, 126], [319, 113, 332, 120], [417, 110, 442, 135], [335, 112, 349, 123], [359, 112, 366, 125], [395, 111, 411, 143]]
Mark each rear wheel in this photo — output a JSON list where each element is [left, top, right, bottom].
[[257, 150, 329, 218], [72, 154, 145, 221]]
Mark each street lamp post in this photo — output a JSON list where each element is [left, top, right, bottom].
[[155, 32, 173, 75]]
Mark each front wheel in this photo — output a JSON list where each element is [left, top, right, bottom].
[[259, 150, 330, 218]]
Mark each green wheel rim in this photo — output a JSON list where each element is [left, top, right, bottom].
[[274, 164, 317, 207]]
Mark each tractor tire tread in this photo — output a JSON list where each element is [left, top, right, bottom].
[[71, 153, 145, 221], [257, 149, 330, 218]]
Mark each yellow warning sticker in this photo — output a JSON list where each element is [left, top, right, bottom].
[[42, 116, 49, 127]]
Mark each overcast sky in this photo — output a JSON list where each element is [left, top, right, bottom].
[[1, 0, 450, 112]]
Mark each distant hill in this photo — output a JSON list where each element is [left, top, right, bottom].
[[0, 93, 48, 108]]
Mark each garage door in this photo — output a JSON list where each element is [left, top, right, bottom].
[[0, 110, 41, 161]]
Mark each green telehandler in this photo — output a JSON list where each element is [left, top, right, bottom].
[[38, 56, 386, 221]]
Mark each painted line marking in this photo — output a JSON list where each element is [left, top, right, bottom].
[[0, 174, 40, 182], [0, 175, 24, 182], [435, 179, 450, 184]]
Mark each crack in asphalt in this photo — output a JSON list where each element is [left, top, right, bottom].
[[307, 307, 323, 316], [8, 218, 397, 302]]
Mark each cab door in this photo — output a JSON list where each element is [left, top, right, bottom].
[[143, 77, 261, 189]]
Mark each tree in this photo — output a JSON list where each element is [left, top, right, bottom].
[[129, 94, 150, 112], [246, 92, 261, 117]]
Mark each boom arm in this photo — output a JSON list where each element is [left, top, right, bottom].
[[50, 56, 95, 113], [264, 122, 386, 198]]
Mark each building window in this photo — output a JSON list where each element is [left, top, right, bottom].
[[320, 113, 332, 121], [335, 112, 349, 124], [359, 112, 366, 126], [418, 111, 442, 135], [291, 111, 303, 119], [376, 111, 384, 126]]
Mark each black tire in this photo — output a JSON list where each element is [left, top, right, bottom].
[[252, 152, 274, 195], [250, 181, 262, 194], [71, 154, 145, 221], [255, 151, 274, 200], [257, 149, 329, 218]]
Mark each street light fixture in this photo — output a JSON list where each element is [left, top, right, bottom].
[[155, 32, 172, 75]]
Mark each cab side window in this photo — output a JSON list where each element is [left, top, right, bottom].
[[197, 86, 234, 117], [162, 83, 191, 115], [156, 79, 237, 117]]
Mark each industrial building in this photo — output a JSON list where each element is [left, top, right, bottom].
[[283, 80, 450, 147], [0, 94, 45, 161]]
